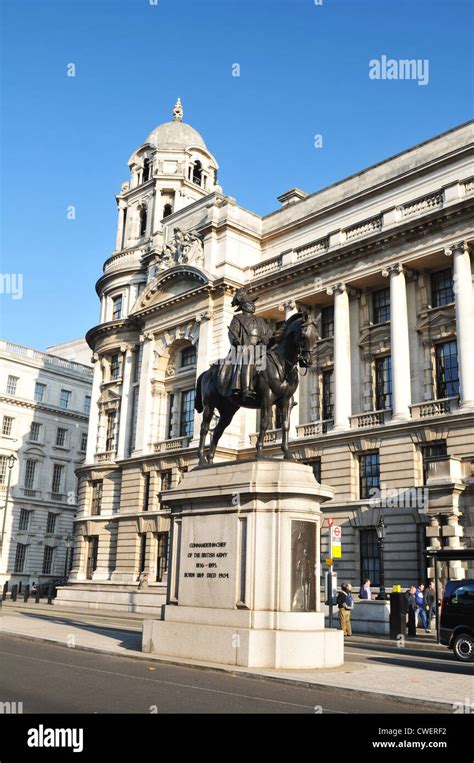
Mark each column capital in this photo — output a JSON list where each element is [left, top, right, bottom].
[[278, 299, 296, 312], [326, 282, 347, 296], [444, 240, 471, 258], [195, 309, 213, 323], [381, 262, 416, 279]]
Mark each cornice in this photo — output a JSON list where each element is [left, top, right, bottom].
[[0, 395, 89, 422]]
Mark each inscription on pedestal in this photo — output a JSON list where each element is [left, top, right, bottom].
[[183, 542, 230, 580]]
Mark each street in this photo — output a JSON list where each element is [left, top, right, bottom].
[[0, 633, 439, 715]]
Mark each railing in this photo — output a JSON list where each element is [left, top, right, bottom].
[[400, 191, 443, 218], [410, 397, 459, 418], [249, 428, 282, 446], [153, 437, 191, 453], [251, 256, 282, 278], [426, 456, 463, 484], [344, 215, 382, 241], [296, 420, 334, 437], [350, 409, 392, 429], [296, 236, 329, 260], [23, 488, 39, 497], [103, 246, 148, 273], [0, 340, 93, 377], [50, 492, 66, 502], [95, 451, 116, 463]]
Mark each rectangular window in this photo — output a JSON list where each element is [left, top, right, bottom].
[[435, 341, 459, 398], [7, 375, 18, 395], [322, 369, 334, 421], [321, 306, 334, 339], [34, 382, 46, 402], [373, 288, 391, 324], [80, 432, 88, 452], [180, 346, 196, 368], [0, 456, 7, 485], [86, 537, 99, 579], [138, 533, 147, 574], [46, 512, 57, 535], [2, 416, 14, 436], [161, 470, 172, 491], [55, 428, 67, 447], [360, 529, 380, 587], [84, 396, 91, 415], [431, 268, 454, 307], [110, 354, 122, 380], [156, 532, 169, 582], [14, 543, 27, 573], [359, 452, 380, 499], [59, 389, 71, 409], [42, 546, 54, 575], [105, 412, 117, 451], [91, 481, 103, 516], [143, 472, 151, 512], [24, 459, 36, 490], [179, 389, 195, 437], [112, 294, 123, 320], [167, 393, 175, 439], [375, 356, 392, 410], [51, 464, 64, 494], [30, 422, 41, 442], [19, 508, 30, 532], [422, 441, 447, 483], [308, 458, 321, 483]]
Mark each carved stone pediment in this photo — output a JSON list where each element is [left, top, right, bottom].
[[136, 266, 209, 311], [316, 338, 334, 363], [152, 226, 204, 272], [359, 323, 391, 353], [97, 388, 121, 411], [416, 306, 456, 337]]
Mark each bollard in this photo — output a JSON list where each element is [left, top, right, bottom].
[[407, 607, 417, 637], [47, 587, 54, 605], [23, 585, 30, 603], [35, 588, 41, 604], [2, 582, 8, 601], [11, 584, 18, 602]]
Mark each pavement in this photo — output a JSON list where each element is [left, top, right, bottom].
[[1, 600, 473, 711]]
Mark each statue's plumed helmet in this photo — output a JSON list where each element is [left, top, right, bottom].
[[231, 288, 258, 308]]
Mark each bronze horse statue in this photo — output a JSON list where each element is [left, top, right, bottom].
[[195, 312, 318, 464]]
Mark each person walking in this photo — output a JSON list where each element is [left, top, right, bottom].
[[415, 583, 429, 632], [337, 583, 354, 637], [424, 580, 436, 633], [406, 585, 417, 637], [359, 578, 372, 600]]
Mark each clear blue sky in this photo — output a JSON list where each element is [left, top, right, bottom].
[[1, 0, 472, 350]]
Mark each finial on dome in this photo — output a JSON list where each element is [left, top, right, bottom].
[[172, 97, 183, 122]]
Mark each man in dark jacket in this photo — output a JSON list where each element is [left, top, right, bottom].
[[337, 583, 354, 637], [406, 585, 417, 636]]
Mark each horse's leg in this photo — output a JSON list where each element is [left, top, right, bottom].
[[198, 403, 214, 465], [256, 386, 272, 459], [207, 402, 237, 463], [280, 395, 296, 460]]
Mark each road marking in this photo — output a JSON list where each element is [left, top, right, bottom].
[[0, 645, 346, 713]]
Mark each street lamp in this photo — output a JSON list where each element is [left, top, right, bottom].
[[376, 514, 387, 600], [64, 533, 73, 577], [0, 454, 17, 557]]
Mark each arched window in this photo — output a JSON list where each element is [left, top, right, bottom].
[[142, 158, 150, 183], [163, 203, 172, 218], [180, 345, 196, 368], [192, 160, 202, 186], [139, 206, 147, 237]]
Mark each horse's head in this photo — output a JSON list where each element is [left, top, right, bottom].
[[297, 312, 319, 368]]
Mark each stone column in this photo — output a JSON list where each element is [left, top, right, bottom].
[[133, 334, 155, 455], [382, 263, 412, 422], [116, 347, 134, 460], [115, 201, 127, 251], [445, 242, 474, 410], [280, 300, 299, 437], [85, 355, 103, 464], [327, 283, 351, 431]]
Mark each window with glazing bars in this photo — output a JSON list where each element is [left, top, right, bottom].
[[105, 412, 117, 451], [360, 529, 380, 586], [59, 389, 71, 409], [18, 509, 30, 532], [431, 269, 454, 307], [46, 512, 57, 534], [435, 341, 459, 398], [7, 376, 18, 395], [322, 370, 334, 421], [179, 389, 195, 437], [2, 416, 13, 436], [51, 465, 64, 494], [42, 545, 54, 575], [110, 354, 122, 380], [24, 459, 36, 489], [30, 422, 41, 442], [14, 543, 27, 573], [91, 481, 103, 515], [56, 428, 67, 447], [156, 532, 169, 582], [375, 356, 392, 410], [372, 288, 390, 324], [34, 382, 46, 402], [422, 441, 447, 483], [112, 295, 123, 320], [321, 306, 334, 338], [180, 346, 197, 368], [359, 453, 380, 499]]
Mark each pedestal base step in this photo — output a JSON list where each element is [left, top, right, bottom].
[[142, 619, 344, 669]]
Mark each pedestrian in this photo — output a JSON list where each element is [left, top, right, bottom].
[[359, 578, 372, 600], [424, 580, 436, 633], [415, 582, 429, 632], [337, 583, 354, 637], [406, 585, 417, 636], [137, 571, 149, 590]]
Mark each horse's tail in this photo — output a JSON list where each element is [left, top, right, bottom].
[[194, 371, 205, 413]]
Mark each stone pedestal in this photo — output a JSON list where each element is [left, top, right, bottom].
[[142, 459, 344, 669]]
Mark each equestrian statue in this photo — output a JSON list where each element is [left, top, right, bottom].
[[195, 288, 318, 464]]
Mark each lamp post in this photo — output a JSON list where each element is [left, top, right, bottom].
[[64, 533, 73, 577], [376, 514, 387, 600], [0, 454, 17, 560]]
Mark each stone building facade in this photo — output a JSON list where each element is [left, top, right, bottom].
[[59, 103, 474, 613], [0, 340, 92, 589]]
